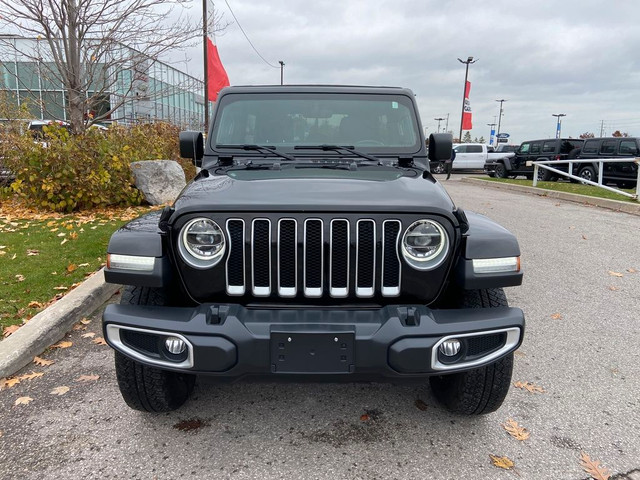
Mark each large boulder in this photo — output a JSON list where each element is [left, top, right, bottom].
[[131, 160, 186, 205]]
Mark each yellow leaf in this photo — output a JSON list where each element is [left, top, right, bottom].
[[70, 231, 78, 240], [608, 271, 623, 277], [76, 374, 99, 382], [50, 386, 70, 396], [27, 301, 43, 308], [514, 381, 546, 393], [15, 396, 33, 406], [66, 264, 77, 273], [51, 340, 72, 349], [627, 267, 637, 274], [92, 337, 107, 346], [489, 454, 515, 470], [19, 372, 44, 381], [580, 452, 611, 480], [502, 419, 530, 441], [15, 274, 25, 282], [80, 318, 91, 325], [26, 249, 39, 256], [2, 377, 21, 389], [53, 286, 68, 291], [57, 232, 66, 237], [81, 332, 96, 338], [33, 356, 54, 366], [551, 312, 563, 320]]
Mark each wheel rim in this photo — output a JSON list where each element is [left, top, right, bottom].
[[495, 165, 504, 177]]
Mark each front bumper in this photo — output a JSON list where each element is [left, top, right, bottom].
[[103, 303, 524, 378]]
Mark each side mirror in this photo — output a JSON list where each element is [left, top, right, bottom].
[[428, 133, 453, 161], [179, 131, 204, 167]]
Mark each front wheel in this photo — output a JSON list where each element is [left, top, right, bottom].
[[494, 163, 508, 179], [578, 165, 596, 184], [429, 288, 515, 415]]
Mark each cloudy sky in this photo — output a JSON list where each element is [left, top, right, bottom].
[[176, 0, 639, 143]]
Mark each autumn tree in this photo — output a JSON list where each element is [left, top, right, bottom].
[[611, 130, 629, 137], [0, 0, 224, 133], [580, 132, 595, 139]]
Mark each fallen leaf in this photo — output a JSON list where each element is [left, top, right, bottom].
[[81, 332, 96, 338], [76, 374, 100, 382], [551, 313, 563, 320], [514, 381, 546, 393], [15, 274, 25, 282], [27, 301, 43, 308], [2, 377, 21, 389], [60, 238, 68, 245], [80, 318, 91, 325], [415, 398, 429, 411], [92, 337, 107, 346], [360, 414, 370, 422], [514, 350, 526, 357], [609, 286, 618, 291], [3, 325, 20, 337], [489, 454, 515, 470], [57, 232, 66, 237], [627, 267, 637, 274], [33, 356, 54, 366], [0, 250, 5, 255], [173, 418, 207, 432], [19, 372, 44, 381], [26, 249, 39, 256], [608, 271, 623, 277], [69, 232, 78, 240], [502, 419, 530, 441], [14, 396, 33, 406], [78, 263, 89, 267], [51, 341, 72, 349], [53, 286, 68, 291], [580, 452, 611, 480], [66, 264, 77, 273], [50, 386, 70, 396]]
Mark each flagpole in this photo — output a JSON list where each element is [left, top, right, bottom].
[[203, 0, 209, 132], [457, 56, 476, 142]]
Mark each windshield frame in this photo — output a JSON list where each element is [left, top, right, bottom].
[[208, 91, 423, 158]]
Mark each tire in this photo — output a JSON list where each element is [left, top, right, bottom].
[[537, 167, 554, 182], [429, 288, 514, 415], [432, 162, 445, 174], [114, 286, 196, 412], [487, 172, 495, 178], [578, 165, 596, 184], [494, 163, 508, 179]]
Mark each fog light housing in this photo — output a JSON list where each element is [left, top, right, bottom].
[[165, 336, 187, 355], [439, 339, 461, 357]]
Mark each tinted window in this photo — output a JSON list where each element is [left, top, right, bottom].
[[530, 143, 541, 154], [542, 141, 555, 153], [619, 139, 639, 156], [600, 140, 616, 155], [454, 145, 466, 153], [560, 140, 579, 154], [519, 143, 530, 154], [582, 140, 599, 154], [467, 145, 483, 153]]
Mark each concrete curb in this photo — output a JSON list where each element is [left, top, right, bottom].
[[461, 177, 640, 216], [0, 269, 120, 378]]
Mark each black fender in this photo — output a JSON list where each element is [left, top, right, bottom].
[[104, 211, 172, 288], [454, 211, 523, 289], [500, 157, 513, 170]]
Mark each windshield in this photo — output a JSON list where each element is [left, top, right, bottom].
[[211, 92, 421, 154]]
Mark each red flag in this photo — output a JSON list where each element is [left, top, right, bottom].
[[207, 38, 230, 102], [462, 81, 472, 130]]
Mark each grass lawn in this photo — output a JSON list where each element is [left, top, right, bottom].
[[0, 206, 154, 332], [477, 177, 638, 203]]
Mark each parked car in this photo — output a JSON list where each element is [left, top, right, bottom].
[[484, 138, 584, 180], [102, 85, 524, 416], [571, 137, 639, 188], [431, 143, 514, 173]]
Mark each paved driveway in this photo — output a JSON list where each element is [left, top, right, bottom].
[[1, 178, 638, 480]]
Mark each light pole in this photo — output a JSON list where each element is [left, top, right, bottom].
[[495, 99, 507, 140], [487, 123, 496, 146], [458, 56, 477, 142], [434, 117, 445, 133], [279, 60, 285, 85], [552, 113, 566, 138]]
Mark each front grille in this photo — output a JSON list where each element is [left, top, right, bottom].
[[225, 217, 402, 299]]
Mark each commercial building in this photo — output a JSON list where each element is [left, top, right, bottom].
[[0, 36, 205, 130]]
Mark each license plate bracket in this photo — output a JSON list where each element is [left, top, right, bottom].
[[270, 332, 355, 374]]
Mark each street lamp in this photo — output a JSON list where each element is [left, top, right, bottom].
[[458, 56, 477, 141], [279, 60, 285, 85], [552, 113, 566, 138], [434, 117, 445, 133], [495, 99, 507, 140]]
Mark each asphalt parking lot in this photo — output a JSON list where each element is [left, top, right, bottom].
[[0, 176, 638, 480]]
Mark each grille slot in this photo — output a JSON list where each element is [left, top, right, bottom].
[[226, 219, 245, 295], [382, 220, 401, 296], [330, 219, 349, 297], [304, 219, 323, 297], [278, 219, 297, 297], [252, 219, 271, 296], [356, 220, 376, 297]]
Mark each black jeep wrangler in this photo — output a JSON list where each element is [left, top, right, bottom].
[[103, 85, 524, 415]]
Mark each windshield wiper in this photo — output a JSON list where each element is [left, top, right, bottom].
[[294, 144, 381, 163], [216, 144, 295, 161]]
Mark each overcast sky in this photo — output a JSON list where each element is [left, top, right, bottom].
[[175, 0, 640, 143]]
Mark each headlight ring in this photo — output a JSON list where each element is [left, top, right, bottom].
[[178, 217, 226, 269], [401, 219, 449, 270]]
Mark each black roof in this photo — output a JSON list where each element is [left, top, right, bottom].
[[218, 85, 414, 96]]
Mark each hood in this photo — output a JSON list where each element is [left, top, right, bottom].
[[172, 170, 456, 216]]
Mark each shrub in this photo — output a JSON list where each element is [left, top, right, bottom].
[[1, 122, 194, 212]]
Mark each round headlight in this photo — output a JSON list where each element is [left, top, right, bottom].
[[179, 218, 225, 268], [401, 219, 449, 270]]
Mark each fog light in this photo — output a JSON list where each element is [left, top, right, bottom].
[[165, 336, 186, 355], [439, 339, 461, 357]]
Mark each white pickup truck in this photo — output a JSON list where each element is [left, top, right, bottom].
[[431, 143, 515, 172]]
